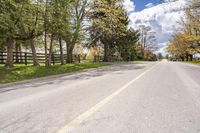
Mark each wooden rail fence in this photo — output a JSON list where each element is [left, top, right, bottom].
[[0, 51, 82, 65]]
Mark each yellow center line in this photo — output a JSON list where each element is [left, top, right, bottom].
[[56, 62, 160, 133]]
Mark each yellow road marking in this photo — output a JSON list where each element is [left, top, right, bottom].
[[56, 62, 159, 133]]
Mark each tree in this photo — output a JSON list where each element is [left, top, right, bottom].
[[0, 1, 31, 67], [64, 0, 89, 63], [166, 0, 200, 61], [157, 52, 163, 60], [16, 1, 43, 66], [138, 25, 158, 60], [0, 1, 19, 68], [0, 0, 146, 67], [0, 1, 44, 67], [167, 33, 191, 61], [46, 0, 71, 65], [117, 28, 140, 61], [89, 0, 128, 62]]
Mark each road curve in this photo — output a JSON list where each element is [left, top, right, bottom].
[[0, 61, 200, 133]]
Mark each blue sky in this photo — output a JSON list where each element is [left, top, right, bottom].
[[133, 0, 157, 11], [126, 0, 188, 54]]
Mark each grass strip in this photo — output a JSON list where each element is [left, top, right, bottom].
[[185, 61, 200, 65], [0, 62, 108, 84]]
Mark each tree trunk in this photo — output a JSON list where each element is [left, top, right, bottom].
[[103, 43, 109, 62], [78, 54, 81, 63], [0, 51, 3, 64], [19, 43, 23, 63], [48, 35, 54, 66], [5, 38, 15, 68], [189, 54, 193, 61], [44, 31, 49, 67], [181, 57, 184, 61], [186, 55, 189, 61], [15, 43, 19, 63], [67, 44, 73, 63], [59, 38, 65, 65], [44, 0, 49, 67], [30, 39, 40, 66]]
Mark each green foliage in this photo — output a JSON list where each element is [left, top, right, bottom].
[[90, 0, 128, 38], [0, 0, 19, 38], [46, 0, 71, 39], [0, 0, 43, 40], [117, 28, 140, 61], [167, 0, 200, 61], [0, 0, 151, 69], [157, 53, 163, 60], [89, 0, 140, 61]]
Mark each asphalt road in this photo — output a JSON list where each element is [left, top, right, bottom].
[[0, 60, 200, 133]]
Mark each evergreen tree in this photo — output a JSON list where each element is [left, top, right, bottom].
[[90, 0, 128, 61]]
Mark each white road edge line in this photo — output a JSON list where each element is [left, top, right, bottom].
[[56, 62, 160, 133]]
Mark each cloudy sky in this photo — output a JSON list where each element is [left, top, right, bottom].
[[123, 0, 189, 54]]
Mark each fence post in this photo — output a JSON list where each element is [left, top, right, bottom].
[[16, 51, 19, 63], [25, 52, 27, 65], [20, 51, 23, 63], [0, 51, 3, 64]]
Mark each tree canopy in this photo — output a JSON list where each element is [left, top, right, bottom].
[[166, 0, 200, 61], [0, 0, 158, 68]]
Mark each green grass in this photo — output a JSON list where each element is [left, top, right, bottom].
[[131, 60, 145, 63], [186, 61, 200, 65], [0, 62, 108, 84]]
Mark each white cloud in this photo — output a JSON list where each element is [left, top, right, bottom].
[[128, 0, 189, 53], [123, 0, 135, 13], [145, 3, 154, 8]]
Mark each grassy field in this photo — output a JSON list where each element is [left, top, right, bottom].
[[0, 62, 108, 84]]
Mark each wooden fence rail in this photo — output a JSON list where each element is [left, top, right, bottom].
[[0, 51, 83, 65]]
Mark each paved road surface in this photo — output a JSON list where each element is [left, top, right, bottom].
[[0, 60, 200, 133]]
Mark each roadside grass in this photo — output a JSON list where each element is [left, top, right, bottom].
[[131, 60, 157, 63], [0, 62, 108, 84], [131, 60, 145, 63], [186, 61, 200, 65]]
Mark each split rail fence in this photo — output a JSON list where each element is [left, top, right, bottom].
[[0, 51, 84, 65]]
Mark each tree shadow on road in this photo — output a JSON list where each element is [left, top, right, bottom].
[[0, 62, 146, 93]]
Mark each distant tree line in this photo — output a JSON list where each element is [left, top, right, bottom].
[[167, 0, 200, 61]]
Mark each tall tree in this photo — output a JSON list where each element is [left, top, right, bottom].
[[16, 1, 43, 66], [0, 1, 43, 67], [0, 1, 18, 68], [46, 0, 71, 65], [90, 0, 128, 61], [167, 0, 200, 61], [117, 28, 140, 61], [64, 0, 89, 63], [138, 25, 158, 60]]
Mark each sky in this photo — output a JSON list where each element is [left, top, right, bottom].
[[133, 0, 157, 11], [123, 0, 189, 54]]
